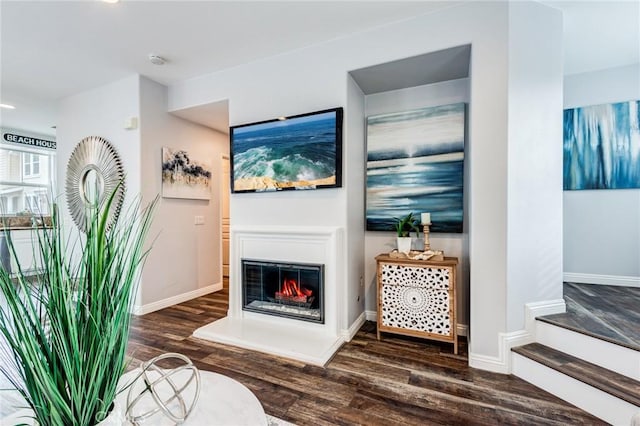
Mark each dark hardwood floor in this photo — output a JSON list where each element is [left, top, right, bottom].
[[126, 287, 604, 425]]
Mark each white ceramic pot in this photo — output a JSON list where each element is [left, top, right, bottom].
[[397, 237, 412, 254], [29, 405, 123, 426], [96, 401, 124, 426]]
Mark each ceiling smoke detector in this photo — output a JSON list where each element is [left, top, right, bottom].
[[148, 54, 167, 66]]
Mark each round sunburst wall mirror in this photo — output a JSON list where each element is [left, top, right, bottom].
[[65, 136, 125, 233]]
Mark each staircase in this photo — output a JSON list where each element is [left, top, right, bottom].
[[511, 283, 640, 425]]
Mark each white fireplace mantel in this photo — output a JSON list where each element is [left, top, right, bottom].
[[193, 225, 346, 365]]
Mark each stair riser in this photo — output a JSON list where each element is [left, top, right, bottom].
[[536, 321, 640, 380], [512, 353, 638, 425]]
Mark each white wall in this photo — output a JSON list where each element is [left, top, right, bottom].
[[505, 2, 564, 332], [138, 77, 228, 309], [169, 8, 358, 336], [56, 75, 142, 295], [563, 63, 640, 285], [345, 75, 366, 326], [57, 75, 142, 230], [169, 1, 564, 363], [57, 75, 228, 313], [363, 78, 471, 329]]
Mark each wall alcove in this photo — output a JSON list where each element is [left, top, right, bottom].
[[347, 44, 472, 340]]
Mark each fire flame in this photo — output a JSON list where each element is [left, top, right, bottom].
[[280, 279, 313, 297]]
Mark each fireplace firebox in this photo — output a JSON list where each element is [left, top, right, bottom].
[[242, 259, 324, 324]]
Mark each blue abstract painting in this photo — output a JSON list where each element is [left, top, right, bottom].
[[564, 100, 640, 190], [366, 103, 465, 233]]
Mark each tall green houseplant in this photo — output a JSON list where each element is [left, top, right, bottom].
[[0, 186, 156, 425]]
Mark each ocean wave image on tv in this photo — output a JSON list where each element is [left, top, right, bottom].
[[564, 100, 640, 190], [366, 103, 465, 234], [232, 111, 338, 191]]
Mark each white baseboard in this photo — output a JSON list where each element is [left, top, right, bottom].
[[133, 282, 222, 315], [525, 298, 566, 335], [342, 311, 366, 342], [469, 351, 509, 374], [564, 272, 640, 288], [365, 310, 377, 321], [469, 329, 532, 374], [469, 298, 564, 374]]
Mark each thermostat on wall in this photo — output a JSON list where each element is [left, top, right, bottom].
[[124, 117, 138, 130]]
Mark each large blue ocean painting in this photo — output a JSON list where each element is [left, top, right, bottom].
[[564, 100, 640, 190], [366, 103, 465, 233]]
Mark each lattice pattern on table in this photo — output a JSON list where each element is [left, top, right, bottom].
[[380, 263, 450, 289], [380, 263, 451, 335]]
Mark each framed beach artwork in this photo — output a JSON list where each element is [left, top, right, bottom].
[[564, 100, 640, 190], [366, 103, 466, 233], [161, 147, 212, 200], [229, 107, 343, 193]]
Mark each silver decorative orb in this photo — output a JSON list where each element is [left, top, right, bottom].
[[126, 353, 201, 425]]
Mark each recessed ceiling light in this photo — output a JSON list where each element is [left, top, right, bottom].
[[102, 0, 119, 3], [0, 103, 15, 110], [148, 54, 167, 66]]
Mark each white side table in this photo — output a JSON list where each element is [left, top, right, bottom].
[[1, 369, 267, 426], [116, 368, 268, 426]]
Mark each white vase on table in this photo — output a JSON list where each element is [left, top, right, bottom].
[[397, 236, 412, 254]]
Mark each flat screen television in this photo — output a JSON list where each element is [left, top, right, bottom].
[[230, 107, 343, 193]]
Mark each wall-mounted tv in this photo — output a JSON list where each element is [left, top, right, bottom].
[[230, 107, 343, 193]]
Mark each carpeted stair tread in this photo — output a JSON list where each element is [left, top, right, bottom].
[[512, 342, 640, 407]]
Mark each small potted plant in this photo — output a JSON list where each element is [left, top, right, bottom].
[[394, 212, 420, 254]]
